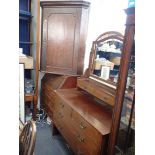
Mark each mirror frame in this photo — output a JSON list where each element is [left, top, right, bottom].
[[88, 31, 124, 88]]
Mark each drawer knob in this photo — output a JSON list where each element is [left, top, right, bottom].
[[60, 102, 64, 108], [61, 104, 64, 108], [77, 134, 85, 143], [58, 112, 63, 118], [80, 122, 86, 129], [80, 137, 85, 142]]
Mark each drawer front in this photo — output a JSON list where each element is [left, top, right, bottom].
[[41, 83, 46, 91], [41, 90, 54, 119], [54, 119, 77, 153], [54, 98, 65, 112], [71, 110, 102, 145], [94, 87, 115, 106], [77, 141, 101, 155], [77, 79, 115, 106], [53, 95, 103, 155], [77, 80, 94, 94], [54, 100, 72, 123], [43, 89, 51, 98], [42, 84, 56, 97], [53, 96, 78, 153], [53, 102, 77, 153], [43, 93, 54, 110], [42, 88, 56, 110], [71, 111, 103, 155], [43, 99, 53, 119]]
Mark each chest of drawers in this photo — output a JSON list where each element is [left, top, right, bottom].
[[41, 74, 77, 120], [53, 88, 112, 155]]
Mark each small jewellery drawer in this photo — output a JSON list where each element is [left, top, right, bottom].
[[94, 87, 115, 106], [77, 78, 115, 106]]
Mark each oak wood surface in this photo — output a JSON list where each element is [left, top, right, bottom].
[[41, 74, 77, 120], [40, 1, 90, 75], [41, 73, 113, 154], [77, 77, 116, 106], [56, 88, 112, 135], [53, 88, 112, 155]]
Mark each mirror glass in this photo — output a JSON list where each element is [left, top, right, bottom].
[[89, 31, 124, 86]]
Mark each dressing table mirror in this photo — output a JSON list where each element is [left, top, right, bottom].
[[77, 31, 124, 106], [88, 31, 124, 87]]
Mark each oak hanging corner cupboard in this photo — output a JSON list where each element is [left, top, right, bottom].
[[40, 0, 90, 75]]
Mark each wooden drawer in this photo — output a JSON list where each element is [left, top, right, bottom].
[[43, 93, 54, 108], [41, 84, 46, 91], [77, 78, 115, 106], [53, 98, 78, 153], [63, 128, 77, 153], [42, 83, 56, 95], [70, 111, 103, 155], [75, 131, 102, 155], [54, 102, 103, 155], [77, 79, 94, 94], [53, 89, 112, 155], [54, 98, 72, 121], [54, 96, 65, 111], [42, 89, 55, 107], [44, 83, 51, 92], [71, 110, 102, 146], [54, 125, 94, 155], [94, 86, 115, 106], [54, 120, 77, 153], [41, 100, 53, 118], [53, 109, 66, 123], [41, 92, 54, 119], [44, 88, 54, 96]]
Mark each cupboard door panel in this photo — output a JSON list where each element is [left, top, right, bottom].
[[46, 13, 77, 72]]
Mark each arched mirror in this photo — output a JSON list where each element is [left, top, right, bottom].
[[88, 31, 124, 87]]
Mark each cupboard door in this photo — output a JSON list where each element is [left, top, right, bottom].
[[41, 8, 79, 75], [40, 1, 90, 75]]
